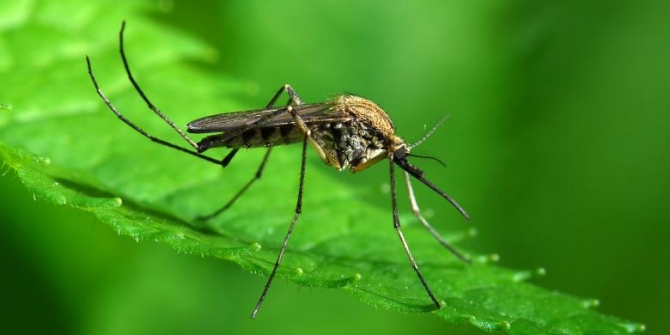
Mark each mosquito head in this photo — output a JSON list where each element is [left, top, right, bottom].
[[392, 144, 424, 178]]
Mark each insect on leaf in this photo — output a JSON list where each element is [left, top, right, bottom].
[[0, 2, 645, 334]]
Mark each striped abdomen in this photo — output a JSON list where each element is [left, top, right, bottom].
[[197, 124, 305, 150]]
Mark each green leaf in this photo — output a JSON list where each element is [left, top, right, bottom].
[[0, 1, 644, 334]]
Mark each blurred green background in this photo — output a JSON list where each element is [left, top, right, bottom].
[[1, 0, 668, 334]]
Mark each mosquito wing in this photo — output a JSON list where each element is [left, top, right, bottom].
[[187, 103, 349, 134]]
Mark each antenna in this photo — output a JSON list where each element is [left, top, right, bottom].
[[407, 153, 447, 168], [409, 114, 449, 150]]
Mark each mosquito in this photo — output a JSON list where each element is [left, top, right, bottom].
[[85, 21, 471, 319]]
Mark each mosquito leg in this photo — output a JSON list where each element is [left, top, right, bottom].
[[403, 171, 470, 264], [87, 21, 231, 166], [390, 159, 441, 310], [252, 84, 304, 125], [263, 83, 304, 108], [115, 21, 205, 151], [197, 148, 272, 221], [86, 56, 227, 166], [282, 84, 304, 106], [221, 148, 240, 167], [251, 135, 308, 319], [268, 84, 304, 107], [197, 84, 304, 220]]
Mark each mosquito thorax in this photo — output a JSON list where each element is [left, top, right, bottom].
[[331, 95, 397, 138], [311, 95, 405, 172]]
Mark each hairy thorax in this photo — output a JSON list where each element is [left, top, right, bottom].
[[310, 95, 405, 172]]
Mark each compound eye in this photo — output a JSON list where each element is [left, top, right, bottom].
[[393, 145, 409, 161]]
